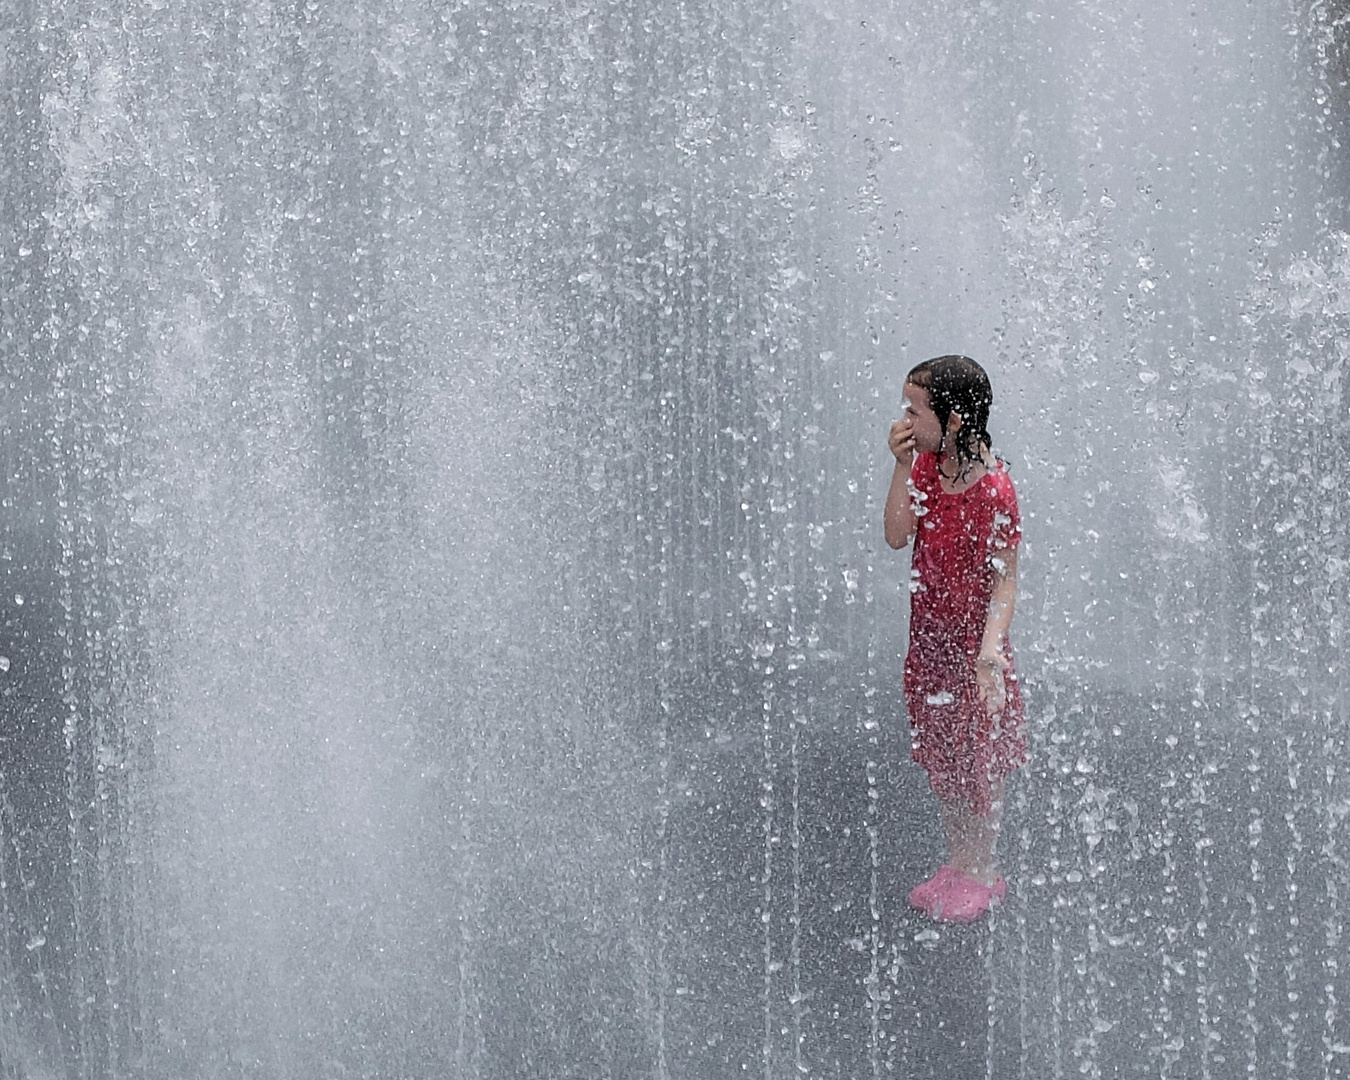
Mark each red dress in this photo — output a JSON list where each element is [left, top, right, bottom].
[[903, 452, 1026, 815]]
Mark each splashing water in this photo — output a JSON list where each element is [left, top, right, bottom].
[[1, 0, 1348, 1077]]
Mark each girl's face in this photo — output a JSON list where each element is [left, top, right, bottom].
[[902, 382, 952, 455]]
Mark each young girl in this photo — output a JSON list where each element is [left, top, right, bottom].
[[883, 355, 1026, 923]]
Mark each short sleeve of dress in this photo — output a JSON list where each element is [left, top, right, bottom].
[[908, 453, 939, 514], [989, 467, 1022, 550]]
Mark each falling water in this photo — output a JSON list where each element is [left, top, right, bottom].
[[1, 0, 1349, 1077]]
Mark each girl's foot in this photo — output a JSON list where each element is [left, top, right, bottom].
[[907, 865, 955, 912], [931, 872, 1007, 923]]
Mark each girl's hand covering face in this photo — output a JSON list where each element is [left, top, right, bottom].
[[889, 417, 917, 465]]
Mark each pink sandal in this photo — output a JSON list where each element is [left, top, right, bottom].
[[931, 872, 1007, 923], [908, 865, 956, 912]]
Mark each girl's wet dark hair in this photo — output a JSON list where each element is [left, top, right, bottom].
[[906, 355, 993, 472]]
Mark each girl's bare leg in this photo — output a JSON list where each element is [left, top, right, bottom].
[[937, 779, 1004, 887]]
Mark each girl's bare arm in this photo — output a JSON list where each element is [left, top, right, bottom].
[[976, 546, 1018, 711], [884, 419, 919, 549]]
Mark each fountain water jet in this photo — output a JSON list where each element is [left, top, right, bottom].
[[1, 0, 1349, 1077]]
